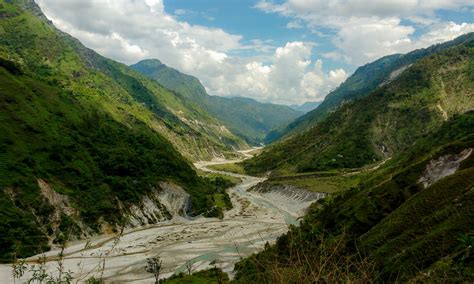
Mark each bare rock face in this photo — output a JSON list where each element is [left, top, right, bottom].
[[380, 64, 412, 87], [252, 183, 326, 215], [33, 178, 194, 242], [419, 148, 472, 188], [37, 179, 90, 243], [253, 183, 325, 202], [126, 181, 192, 227], [38, 178, 77, 217]]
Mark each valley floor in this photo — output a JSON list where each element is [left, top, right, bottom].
[[0, 155, 317, 283]]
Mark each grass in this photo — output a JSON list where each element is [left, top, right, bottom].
[[0, 1, 237, 262], [233, 111, 474, 282], [243, 36, 474, 175], [195, 169, 242, 185], [267, 174, 361, 194], [207, 163, 246, 175], [163, 268, 229, 283]]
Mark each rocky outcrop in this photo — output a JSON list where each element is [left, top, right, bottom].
[[380, 64, 412, 87], [36, 179, 193, 240], [253, 183, 326, 202], [37, 179, 90, 243], [126, 181, 192, 227], [38, 178, 77, 217], [419, 148, 472, 188], [251, 182, 326, 215]]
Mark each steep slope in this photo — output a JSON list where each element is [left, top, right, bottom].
[[288, 101, 321, 113], [0, 1, 246, 162], [243, 35, 474, 175], [0, 0, 233, 261], [131, 59, 303, 144], [234, 111, 474, 282], [269, 33, 474, 142]]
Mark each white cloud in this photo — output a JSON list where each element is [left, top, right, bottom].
[[334, 17, 416, 64], [416, 21, 474, 45], [34, 0, 472, 105], [256, 0, 473, 21], [225, 43, 347, 103], [36, 0, 341, 104], [256, 0, 474, 65], [174, 9, 190, 16], [287, 20, 303, 29], [333, 19, 474, 64]]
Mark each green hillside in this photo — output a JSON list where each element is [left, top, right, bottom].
[[243, 35, 474, 175], [269, 33, 474, 143], [131, 59, 303, 144], [0, 1, 246, 162], [234, 111, 474, 282], [0, 0, 234, 262]]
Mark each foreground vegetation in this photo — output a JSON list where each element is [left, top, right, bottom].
[[234, 111, 474, 282]]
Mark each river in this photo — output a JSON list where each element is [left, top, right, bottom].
[[0, 157, 313, 283]]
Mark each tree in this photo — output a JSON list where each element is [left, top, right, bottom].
[[185, 259, 193, 276], [145, 257, 163, 284]]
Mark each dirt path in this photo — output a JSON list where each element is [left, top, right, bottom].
[[0, 151, 310, 283]]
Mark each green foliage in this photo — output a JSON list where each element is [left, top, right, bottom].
[[0, 1, 235, 262], [271, 32, 474, 142], [207, 163, 246, 175], [199, 175, 234, 218], [131, 59, 303, 145], [0, 0, 244, 162], [234, 112, 474, 282], [243, 35, 474, 175], [164, 268, 230, 284]]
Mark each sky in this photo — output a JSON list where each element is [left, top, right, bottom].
[[36, 0, 474, 105]]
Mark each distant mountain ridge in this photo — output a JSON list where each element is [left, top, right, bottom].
[[244, 33, 474, 175], [0, 0, 237, 261], [289, 101, 322, 113], [131, 59, 303, 145], [234, 33, 474, 282], [268, 32, 474, 143]]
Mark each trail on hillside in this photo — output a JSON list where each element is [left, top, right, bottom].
[[0, 149, 313, 283]]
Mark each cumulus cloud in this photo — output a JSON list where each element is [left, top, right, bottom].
[[36, 0, 339, 104], [257, 0, 474, 65], [34, 0, 472, 104], [188, 42, 347, 104]]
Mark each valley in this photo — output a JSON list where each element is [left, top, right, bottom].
[[0, 154, 321, 283], [1, 1, 473, 282]]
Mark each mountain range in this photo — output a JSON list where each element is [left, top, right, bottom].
[[289, 101, 321, 113], [266, 33, 474, 143], [245, 33, 474, 175], [131, 59, 302, 145], [1, 0, 473, 282], [234, 32, 474, 282], [0, 0, 297, 261]]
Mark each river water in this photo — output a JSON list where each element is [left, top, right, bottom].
[[0, 159, 311, 283]]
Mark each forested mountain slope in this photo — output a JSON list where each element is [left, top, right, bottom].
[[0, 0, 233, 262], [235, 110, 474, 283], [243, 35, 474, 175], [268, 33, 474, 143], [131, 59, 303, 144], [1, 1, 246, 162]]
